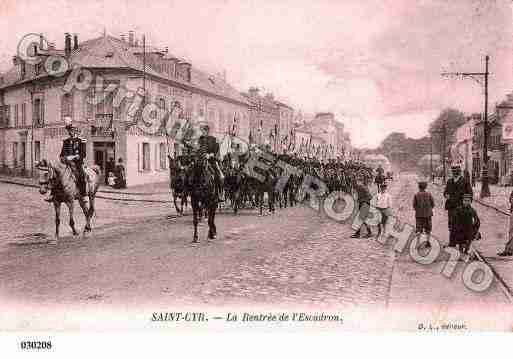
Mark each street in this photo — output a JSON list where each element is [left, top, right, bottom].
[[0, 173, 512, 330]]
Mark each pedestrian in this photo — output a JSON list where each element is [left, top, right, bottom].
[[114, 158, 126, 189], [413, 181, 435, 247], [105, 157, 115, 185], [453, 193, 480, 255], [351, 178, 372, 238], [498, 189, 513, 256], [443, 165, 473, 247], [107, 171, 116, 187], [373, 183, 392, 239]]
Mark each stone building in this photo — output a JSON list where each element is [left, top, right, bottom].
[[0, 32, 249, 186]]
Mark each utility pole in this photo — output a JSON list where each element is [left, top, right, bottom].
[[442, 120, 447, 183], [430, 136, 433, 182], [142, 34, 146, 95], [441, 55, 490, 198]]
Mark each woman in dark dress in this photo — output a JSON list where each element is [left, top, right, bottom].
[[114, 158, 126, 189]]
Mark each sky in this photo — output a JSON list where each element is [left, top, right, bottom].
[[0, 0, 512, 148]]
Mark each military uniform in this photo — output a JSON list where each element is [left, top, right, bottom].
[[198, 134, 224, 200], [60, 134, 87, 196]]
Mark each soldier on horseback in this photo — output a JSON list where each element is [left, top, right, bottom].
[[46, 117, 87, 202], [198, 122, 225, 202]]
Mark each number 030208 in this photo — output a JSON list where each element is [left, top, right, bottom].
[[20, 341, 52, 350]]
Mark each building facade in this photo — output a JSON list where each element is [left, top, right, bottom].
[[0, 32, 249, 186]]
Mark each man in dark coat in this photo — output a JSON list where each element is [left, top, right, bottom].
[[444, 165, 473, 247], [198, 122, 224, 202], [114, 158, 126, 189], [46, 118, 87, 201], [453, 193, 480, 254], [351, 178, 372, 238]]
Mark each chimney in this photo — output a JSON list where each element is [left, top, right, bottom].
[[507, 93, 513, 103], [128, 31, 134, 46], [48, 42, 55, 50], [120, 34, 126, 43], [164, 46, 169, 54], [73, 33, 79, 50], [64, 33, 72, 57]]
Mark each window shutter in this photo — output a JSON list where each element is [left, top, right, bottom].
[[86, 89, 94, 120], [41, 100, 44, 125], [155, 143, 159, 170], [6, 105, 10, 127], [137, 143, 142, 171]]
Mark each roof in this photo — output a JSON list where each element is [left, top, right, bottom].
[[0, 34, 248, 105]]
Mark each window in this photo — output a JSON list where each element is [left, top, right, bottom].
[[158, 97, 166, 110], [21, 103, 26, 126], [142, 143, 150, 171], [5, 105, 10, 127], [61, 93, 74, 120], [0, 106, 4, 127], [34, 141, 41, 164], [33, 98, 43, 126], [12, 142, 18, 167], [159, 143, 167, 170], [20, 142, 26, 169], [35, 62, 43, 76], [14, 104, 18, 127], [20, 62, 26, 79]]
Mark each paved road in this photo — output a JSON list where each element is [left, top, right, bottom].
[[0, 174, 511, 330]]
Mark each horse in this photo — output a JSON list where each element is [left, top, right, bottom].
[[36, 159, 100, 244], [168, 156, 188, 216], [186, 153, 218, 243], [224, 164, 244, 215]]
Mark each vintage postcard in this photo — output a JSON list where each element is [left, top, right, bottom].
[[1, 0, 513, 353]]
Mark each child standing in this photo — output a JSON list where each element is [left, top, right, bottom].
[[373, 183, 392, 239], [454, 193, 480, 255], [413, 181, 435, 246], [107, 171, 116, 187]]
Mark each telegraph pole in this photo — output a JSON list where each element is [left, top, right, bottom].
[[441, 55, 490, 198], [442, 121, 447, 183]]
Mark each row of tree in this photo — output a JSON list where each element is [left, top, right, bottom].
[[370, 108, 466, 171]]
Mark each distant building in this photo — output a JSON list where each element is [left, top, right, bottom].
[[292, 112, 347, 159], [452, 115, 474, 176]]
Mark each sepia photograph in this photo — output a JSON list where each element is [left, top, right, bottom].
[[1, 0, 513, 354]]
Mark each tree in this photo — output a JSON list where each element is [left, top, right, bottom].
[[428, 108, 466, 155]]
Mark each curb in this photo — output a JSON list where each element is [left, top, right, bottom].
[[1, 178, 173, 204], [0, 178, 172, 197]]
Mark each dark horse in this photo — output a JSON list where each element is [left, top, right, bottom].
[[224, 163, 244, 214], [168, 156, 188, 216], [186, 153, 218, 243], [36, 159, 101, 244]]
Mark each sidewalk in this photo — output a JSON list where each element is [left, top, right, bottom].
[[0, 174, 173, 203], [433, 178, 510, 214]]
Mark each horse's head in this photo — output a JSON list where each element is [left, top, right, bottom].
[[36, 159, 56, 196]]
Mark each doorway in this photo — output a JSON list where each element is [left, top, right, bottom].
[[93, 142, 115, 183]]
